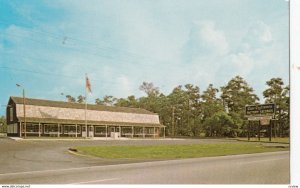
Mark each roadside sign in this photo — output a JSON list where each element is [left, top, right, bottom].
[[248, 116, 261, 121], [245, 104, 275, 116], [248, 116, 272, 121], [260, 117, 271, 125], [246, 104, 275, 142]]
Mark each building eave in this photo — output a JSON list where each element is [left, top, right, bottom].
[[17, 117, 166, 127]]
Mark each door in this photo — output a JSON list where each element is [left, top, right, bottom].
[[88, 126, 94, 137], [82, 126, 87, 137]]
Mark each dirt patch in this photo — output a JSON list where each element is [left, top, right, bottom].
[[69, 148, 78, 152], [264, 145, 289, 149]]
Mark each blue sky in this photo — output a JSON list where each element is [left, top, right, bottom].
[[0, 0, 289, 116]]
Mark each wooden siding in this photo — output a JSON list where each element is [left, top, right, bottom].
[[6, 99, 17, 125]]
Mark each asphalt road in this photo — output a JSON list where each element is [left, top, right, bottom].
[[0, 151, 289, 184], [0, 137, 290, 184]]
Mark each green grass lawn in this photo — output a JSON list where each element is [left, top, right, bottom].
[[237, 137, 290, 144], [74, 143, 289, 159]]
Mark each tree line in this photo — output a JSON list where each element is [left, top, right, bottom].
[[64, 75, 289, 138], [0, 75, 289, 137], [0, 116, 7, 133]]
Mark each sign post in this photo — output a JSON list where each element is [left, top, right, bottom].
[[247, 122, 250, 141], [246, 104, 275, 142], [269, 120, 272, 142], [258, 121, 261, 141]]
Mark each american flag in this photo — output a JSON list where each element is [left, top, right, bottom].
[[86, 74, 92, 93]]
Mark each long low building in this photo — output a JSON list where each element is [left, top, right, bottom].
[[6, 96, 165, 138]]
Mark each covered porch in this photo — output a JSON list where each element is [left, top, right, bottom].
[[17, 117, 166, 139], [94, 125, 165, 139]]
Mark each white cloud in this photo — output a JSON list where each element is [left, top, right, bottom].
[[4, 25, 30, 43], [226, 21, 277, 79], [114, 75, 135, 97], [241, 21, 273, 50], [7, 2, 35, 23], [0, 1, 288, 104], [229, 53, 255, 76], [184, 21, 229, 59], [40, 0, 191, 97], [0, 0, 290, 117], [197, 21, 229, 56]]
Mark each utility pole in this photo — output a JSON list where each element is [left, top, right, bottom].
[[279, 107, 282, 137], [23, 88, 26, 139], [187, 99, 190, 134], [172, 106, 175, 137], [16, 84, 26, 139]]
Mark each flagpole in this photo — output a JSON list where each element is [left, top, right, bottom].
[[85, 73, 88, 139]]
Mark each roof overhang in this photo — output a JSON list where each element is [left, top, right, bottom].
[[17, 117, 166, 127]]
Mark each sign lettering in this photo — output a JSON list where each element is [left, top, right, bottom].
[[245, 104, 275, 116]]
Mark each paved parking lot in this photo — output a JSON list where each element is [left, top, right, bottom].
[[0, 137, 289, 174]]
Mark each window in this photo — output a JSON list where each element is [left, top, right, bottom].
[[95, 126, 106, 135], [44, 124, 59, 133], [26, 124, 39, 133], [64, 125, 76, 133]]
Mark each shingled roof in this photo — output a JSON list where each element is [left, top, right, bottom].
[[9, 96, 155, 115]]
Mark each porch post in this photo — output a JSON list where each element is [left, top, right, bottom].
[[119, 125, 121, 139], [19, 122, 22, 137], [143, 127, 145, 138], [163, 127, 165, 138], [153, 127, 155, 138], [38, 122, 41, 137], [57, 124, 59, 137], [131, 126, 134, 138], [75, 124, 77, 138], [41, 124, 43, 136], [105, 125, 108, 139]]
